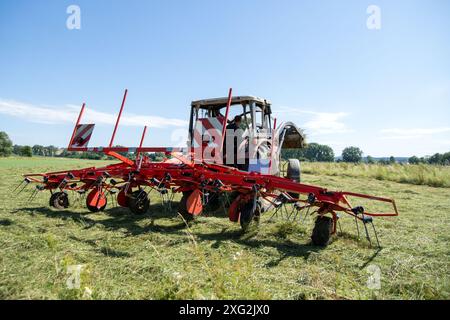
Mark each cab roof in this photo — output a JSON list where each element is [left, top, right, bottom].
[[191, 96, 271, 111]]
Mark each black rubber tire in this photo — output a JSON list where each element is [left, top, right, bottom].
[[49, 192, 59, 207], [311, 216, 333, 246], [128, 190, 150, 215], [205, 193, 221, 211], [286, 159, 301, 199], [178, 191, 195, 222], [287, 159, 301, 181], [239, 201, 260, 231], [52, 192, 69, 209]]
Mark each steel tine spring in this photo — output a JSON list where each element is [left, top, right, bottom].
[[302, 206, 311, 222], [371, 222, 381, 248], [12, 180, 24, 193], [17, 182, 30, 195], [363, 219, 372, 247], [354, 215, 360, 239], [28, 188, 39, 202]]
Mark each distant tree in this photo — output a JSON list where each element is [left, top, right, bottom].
[[366, 155, 375, 164], [32, 145, 45, 156], [20, 146, 33, 157], [389, 156, 396, 164], [428, 153, 443, 165], [408, 156, 420, 164], [303, 143, 335, 162], [281, 148, 305, 161], [13, 144, 22, 155], [46, 145, 57, 157], [0, 131, 13, 157], [442, 152, 450, 165], [342, 146, 363, 163]]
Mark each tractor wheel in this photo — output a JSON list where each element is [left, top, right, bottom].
[[128, 190, 150, 215], [52, 192, 69, 209], [286, 159, 301, 199], [311, 216, 333, 246], [178, 191, 195, 223], [239, 201, 261, 232]]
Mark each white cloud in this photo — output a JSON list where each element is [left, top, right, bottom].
[[276, 107, 351, 134], [380, 127, 450, 140], [0, 99, 188, 128]]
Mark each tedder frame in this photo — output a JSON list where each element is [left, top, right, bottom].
[[19, 88, 398, 246]]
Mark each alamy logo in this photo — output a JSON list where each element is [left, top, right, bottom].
[[366, 5, 381, 30], [66, 5, 81, 30], [66, 264, 84, 289], [366, 264, 381, 290]]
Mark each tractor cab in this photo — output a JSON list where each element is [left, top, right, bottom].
[[188, 95, 305, 176]]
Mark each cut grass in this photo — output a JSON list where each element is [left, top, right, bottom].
[[0, 157, 449, 299]]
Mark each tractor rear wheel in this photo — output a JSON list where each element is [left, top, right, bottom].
[[128, 190, 150, 215], [52, 192, 69, 209], [311, 216, 333, 246]]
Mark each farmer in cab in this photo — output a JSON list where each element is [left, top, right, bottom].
[[223, 115, 245, 169]]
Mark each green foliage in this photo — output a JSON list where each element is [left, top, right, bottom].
[[408, 156, 420, 164], [281, 143, 334, 162], [408, 152, 450, 166], [20, 146, 33, 157], [366, 155, 375, 164], [303, 143, 334, 162], [0, 132, 13, 157], [342, 146, 363, 163]]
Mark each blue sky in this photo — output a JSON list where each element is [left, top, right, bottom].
[[0, 0, 449, 157]]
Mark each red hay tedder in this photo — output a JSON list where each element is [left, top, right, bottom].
[[20, 88, 398, 247]]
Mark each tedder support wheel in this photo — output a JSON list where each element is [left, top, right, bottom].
[[49, 192, 59, 207], [52, 192, 69, 209], [239, 201, 261, 232], [86, 198, 107, 212], [177, 191, 198, 222], [86, 189, 107, 213], [128, 190, 150, 215], [311, 216, 333, 246]]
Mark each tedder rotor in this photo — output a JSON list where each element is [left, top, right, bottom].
[[19, 88, 398, 246]]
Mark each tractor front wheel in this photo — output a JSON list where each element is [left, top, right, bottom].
[[311, 216, 333, 246]]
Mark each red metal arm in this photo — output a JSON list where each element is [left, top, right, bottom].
[[109, 89, 128, 148]]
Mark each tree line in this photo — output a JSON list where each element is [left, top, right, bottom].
[[1, 130, 449, 165], [0, 131, 166, 161], [281, 143, 367, 163]]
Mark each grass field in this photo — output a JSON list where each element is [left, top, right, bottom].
[[0, 157, 449, 299]]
